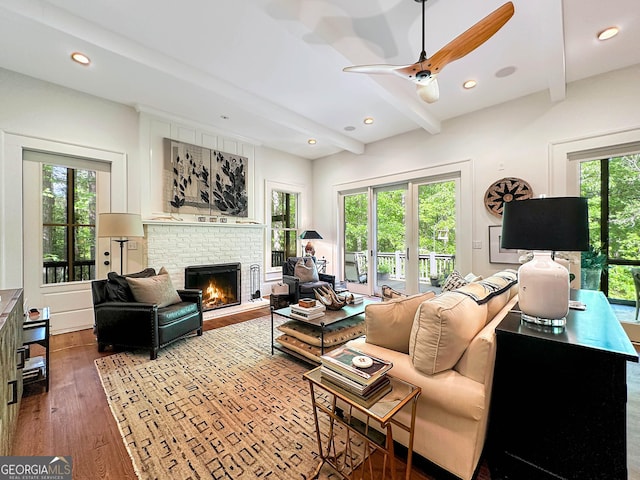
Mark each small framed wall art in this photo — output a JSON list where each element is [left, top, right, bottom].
[[488, 225, 521, 264]]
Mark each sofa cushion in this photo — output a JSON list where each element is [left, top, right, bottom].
[[365, 291, 436, 354], [299, 280, 331, 294], [157, 301, 198, 326], [277, 315, 365, 347], [409, 292, 488, 375], [455, 294, 519, 383], [106, 268, 156, 302], [294, 257, 319, 282], [126, 271, 182, 308]]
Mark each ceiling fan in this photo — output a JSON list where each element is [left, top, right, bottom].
[[343, 0, 515, 103]]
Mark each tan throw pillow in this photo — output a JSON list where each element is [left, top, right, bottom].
[[294, 257, 319, 283], [126, 270, 182, 308], [364, 291, 436, 354], [409, 292, 488, 375]]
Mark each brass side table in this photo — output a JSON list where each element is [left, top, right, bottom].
[[304, 367, 420, 480]]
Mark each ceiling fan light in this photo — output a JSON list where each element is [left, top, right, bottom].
[[416, 79, 439, 103], [463, 79, 477, 89], [597, 26, 619, 41]]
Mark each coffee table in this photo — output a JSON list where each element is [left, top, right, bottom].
[[270, 299, 376, 363]]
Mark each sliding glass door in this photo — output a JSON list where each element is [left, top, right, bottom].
[[341, 175, 458, 296], [374, 184, 408, 292]]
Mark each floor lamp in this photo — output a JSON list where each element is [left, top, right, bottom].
[[98, 213, 145, 274]]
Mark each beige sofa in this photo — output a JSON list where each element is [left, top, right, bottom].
[[346, 270, 518, 480]]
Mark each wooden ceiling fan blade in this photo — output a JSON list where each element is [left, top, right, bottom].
[[428, 1, 514, 73]]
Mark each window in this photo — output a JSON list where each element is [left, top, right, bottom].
[[270, 189, 298, 268], [580, 153, 640, 302], [42, 164, 97, 283]]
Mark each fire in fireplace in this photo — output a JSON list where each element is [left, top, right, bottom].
[[185, 263, 241, 311]]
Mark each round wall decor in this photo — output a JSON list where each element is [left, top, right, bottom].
[[484, 177, 533, 217]]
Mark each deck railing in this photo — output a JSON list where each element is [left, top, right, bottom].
[[350, 251, 455, 284], [43, 260, 95, 283]]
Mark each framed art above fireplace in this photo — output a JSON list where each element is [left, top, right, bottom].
[[163, 139, 249, 218]]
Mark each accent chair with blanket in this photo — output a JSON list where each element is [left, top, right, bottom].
[[91, 267, 204, 359]]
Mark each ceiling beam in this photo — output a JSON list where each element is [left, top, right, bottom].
[[0, 0, 365, 155], [541, 0, 567, 102]]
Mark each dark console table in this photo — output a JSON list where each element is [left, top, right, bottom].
[[488, 289, 638, 480]]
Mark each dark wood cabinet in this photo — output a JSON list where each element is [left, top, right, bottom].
[[0, 289, 24, 455], [488, 289, 638, 480]]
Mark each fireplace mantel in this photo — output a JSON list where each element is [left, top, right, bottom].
[[143, 219, 265, 228]]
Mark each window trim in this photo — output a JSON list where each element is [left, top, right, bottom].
[[265, 180, 304, 281]]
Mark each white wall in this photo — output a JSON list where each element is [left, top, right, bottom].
[[0, 68, 313, 312], [312, 65, 640, 279], [0, 68, 138, 290]]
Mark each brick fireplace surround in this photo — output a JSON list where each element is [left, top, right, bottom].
[[144, 222, 268, 318]]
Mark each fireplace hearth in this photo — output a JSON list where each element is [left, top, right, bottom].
[[185, 263, 241, 311]]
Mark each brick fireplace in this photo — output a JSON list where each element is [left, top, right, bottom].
[[144, 222, 265, 315]]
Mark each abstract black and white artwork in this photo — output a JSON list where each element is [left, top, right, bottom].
[[163, 139, 248, 217]]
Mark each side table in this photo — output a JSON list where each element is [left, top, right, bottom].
[[23, 307, 50, 393], [304, 367, 420, 480]]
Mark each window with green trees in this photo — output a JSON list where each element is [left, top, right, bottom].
[[270, 190, 298, 267], [42, 164, 97, 283], [580, 153, 640, 302]]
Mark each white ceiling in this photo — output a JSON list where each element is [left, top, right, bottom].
[[0, 0, 638, 160]]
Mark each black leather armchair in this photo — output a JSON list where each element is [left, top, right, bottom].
[[282, 256, 335, 303], [91, 272, 204, 360]]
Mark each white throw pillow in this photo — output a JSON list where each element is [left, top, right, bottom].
[[294, 257, 319, 283]]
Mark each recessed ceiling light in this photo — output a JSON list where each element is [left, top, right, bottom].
[[70, 52, 91, 66], [597, 26, 619, 41], [463, 79, 477, 89], [344, 126, 356, 131], [308, 139, 317, 145], [363, 117, 374, 125]]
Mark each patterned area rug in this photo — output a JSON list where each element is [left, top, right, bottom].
[[95, 317, 363, 480]]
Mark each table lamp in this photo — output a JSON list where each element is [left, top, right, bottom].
[[300, 230, 322, 256], [501, 197, 589, 326], [98, 213, 145, 274]]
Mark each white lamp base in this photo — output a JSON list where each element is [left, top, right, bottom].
[[518, 251, 570, 327]]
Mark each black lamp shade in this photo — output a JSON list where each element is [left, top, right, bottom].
[[300, 230, 323, 240], [501, 197, 589, 251]]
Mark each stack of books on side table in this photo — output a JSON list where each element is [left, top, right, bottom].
[[290, 300, 326, 321], [320, 345, 393, 408]]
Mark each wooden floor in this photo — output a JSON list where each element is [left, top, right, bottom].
[[11, 306, 445, 480]]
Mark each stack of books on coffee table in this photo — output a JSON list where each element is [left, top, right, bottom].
[[290, 301, 326, 321], [320, 345, 393, 408]]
